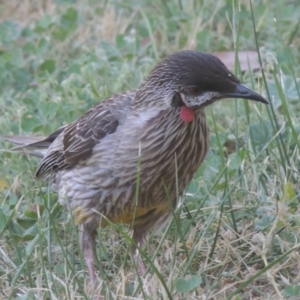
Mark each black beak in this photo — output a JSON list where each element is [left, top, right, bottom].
[[225, 84, 269, 104]]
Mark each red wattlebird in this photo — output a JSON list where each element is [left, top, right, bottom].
[[2, 50, 268, 282]]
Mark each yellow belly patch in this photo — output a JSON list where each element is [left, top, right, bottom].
[[110, 202, 170, 226], [73, 206, 94, 224], [73, 202, 171, 228]]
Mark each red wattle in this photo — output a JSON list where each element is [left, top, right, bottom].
[[180, 106, 195, 122]]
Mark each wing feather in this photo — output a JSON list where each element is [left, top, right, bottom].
[[36, 91, 135, 178]]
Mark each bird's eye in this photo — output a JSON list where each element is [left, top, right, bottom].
[[186, 86, 202, 95]]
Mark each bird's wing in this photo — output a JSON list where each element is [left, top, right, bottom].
[[36, 91, 135, 178]]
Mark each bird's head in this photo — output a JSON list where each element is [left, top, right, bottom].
[[137, 50, 268, 122]]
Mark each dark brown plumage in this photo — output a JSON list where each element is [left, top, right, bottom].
[[3, 50, 268, 282]]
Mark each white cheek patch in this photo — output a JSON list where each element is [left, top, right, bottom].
[[180, 91, 220, 107]]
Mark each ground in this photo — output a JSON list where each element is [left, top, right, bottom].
[[0, 0, 300, 299]]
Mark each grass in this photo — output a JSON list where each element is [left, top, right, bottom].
[[0, 0, 300, 299]]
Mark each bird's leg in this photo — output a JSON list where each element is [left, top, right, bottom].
[[132, 229, 146, 276], [79, 223, 97, 283], [132, 229, 153, 295]]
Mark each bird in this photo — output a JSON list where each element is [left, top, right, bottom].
[[2, 50, 268, 283]]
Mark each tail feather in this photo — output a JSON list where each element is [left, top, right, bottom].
[[0, 126, 66, 158], [1, 135, 49, 158]]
